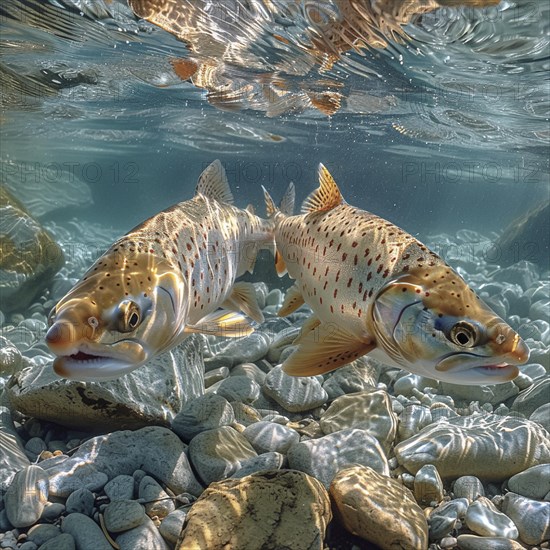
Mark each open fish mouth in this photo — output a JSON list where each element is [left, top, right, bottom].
[[473, 363, 519, 377], [52, 343, 147, 381]]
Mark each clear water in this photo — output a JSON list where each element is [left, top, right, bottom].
[[1, 0, 548, 240]]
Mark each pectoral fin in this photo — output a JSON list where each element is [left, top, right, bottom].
[[294, 315, 321, 344], [184, 310, 254, 337], [282, 323, 375, 376], [275, 250, 287, 276], [278, 283, 304, 316], [221, 282, 264, 324]]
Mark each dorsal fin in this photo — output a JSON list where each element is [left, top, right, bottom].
[[195, 160, 234, 204], [280, 182, 295, 216], [301, 164, 343, 214]]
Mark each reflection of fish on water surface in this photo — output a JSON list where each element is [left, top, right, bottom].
[[263, 164, 529, 385], [128, 0, 500, 115], [46, 160, 273, 380]]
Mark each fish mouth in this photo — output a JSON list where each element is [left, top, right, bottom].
[[435, 353, 520, 384], [53, 342, 147, 381]]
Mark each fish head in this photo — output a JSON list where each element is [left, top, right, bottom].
[[46, 251, 184, 380], [369, 266, 529, 384]]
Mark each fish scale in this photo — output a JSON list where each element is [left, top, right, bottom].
[[264, 164, 529, 384], [46, 160, 273, 380]]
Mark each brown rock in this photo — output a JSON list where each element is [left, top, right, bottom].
[[0, 186, 63, 312], [330, 465, 428, 550], [176, 470, 331, 550]]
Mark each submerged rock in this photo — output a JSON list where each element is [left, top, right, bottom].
[[0, 187, 64, 312], [177, 470, 331, 550], [501, 492, 550, 546], [330, 465, 428, 550], [0, 406, 30, 493], [395, 414, 550, 480], [6, 336, 204, 430]]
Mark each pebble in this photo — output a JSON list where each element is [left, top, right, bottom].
[[330, 465, 428, 550], [287, 428, 389, 488], [103, 475, 135, 501], [212, 375, 261, 404], [63, 426, 203, 496], [40, 503, 65, 521], [171, 393, 235, 442], [453, 476, 485, 501], [428, 513, 458, 541], [138, 475, 175, 519], [394, 374, 434, 397], [18, 542, 37, 550], [26, 524, 61, 546], [242, 421, 299, 454], [511, 376, 550, 418], [211, 332, 271, 368], [456, 534, 526, 549], [320, 389, 397, 453], [45, 459, 108, 498], [159, 509, 188, 545], [177, 470, 331, 550], [35, 533, 76, 550], [395, 414, 550, 480], [115, 516, 170, 550], [24, 438, 47, 457], [0, 407, 31, 493], [230, 362, 267, 385], [0, 343, 23, 376], [65, 487, 95, 516], [263, 365, 328, 412], [508, 464, 550, 499], [4, 465, 49, 528], [397, 404, 433, 441], [501, 492, 550, 545], [232, 452, 285, 478], [321, 357, 379, 400], [188, 426, 258, 485], [230, 401, 262, 426], [414, 464, 444, 505], [103, 500, 146, 533], [465, 499, 519, 539], [204, 366, 230, 388], [61, 513, 112, 550]]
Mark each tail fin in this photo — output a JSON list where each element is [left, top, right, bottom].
[[262, 182, 295, 218]]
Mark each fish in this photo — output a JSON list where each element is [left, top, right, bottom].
[[263, 164, 529, 385], [46, 160, 273, 380]]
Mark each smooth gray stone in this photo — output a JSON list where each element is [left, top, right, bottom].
[[414, 464, 444, 504], [45, 459, 108, 498], [60, 426, 203, 497], [18, 542, 38, 550], [321, 357, 379, 401], [61, 513, 112, 550], [230, 363, 267, 385], [171, 393, 235, 442], [529, 403, 550, 432], [138, 475, 175, 518], [27, 524, 61, 546], [188, 426, 257, 485], [501, 492, 550, 545], [508, 464, 550, 500], [287, 428, 389, 488], [213, 375, 261, 404], [0, 406, 30, 492], [115, 516, 169, 550], [439, 381, 518, 406], [242, 421, 299, 454], [159, 509, 188, 545], [103, 500, 146, 533], [4, 465, 49, 528], [40, 503, 65, 521], [511, 376, 550, 418], [231, 452, 286, 479], [457, 534, 525, 550], [37, 535, 76, 550], [263, 365, 328, 413], [395, 414, 550, 480], [465, 499, 519, 539], [65, 487, 95, 516], [397, 404, 432, 441], [204, 366, 230, 388], [453, 476, 485, 501], [103, 475, 134, 501], [428, 513, 457, 541]]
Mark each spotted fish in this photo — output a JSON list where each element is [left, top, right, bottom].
[[263, 165, 529, 385], [46, 160, 273, 380]]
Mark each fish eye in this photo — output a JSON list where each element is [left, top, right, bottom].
[[116, 300, 142, 333], [449, 321, 478, 348]]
